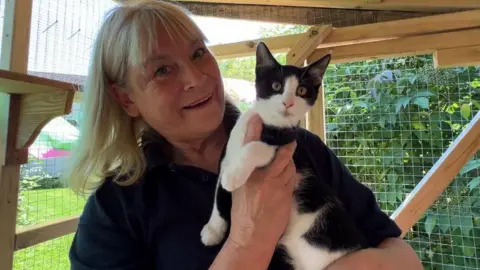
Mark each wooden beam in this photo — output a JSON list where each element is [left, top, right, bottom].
[[209, 9, 480, 60], [0, 1, 33, 269], [434, 45, 480, 68], [391, 112, 480, 237], [286, 25, 333, 66], [308, 28, 480, 65], [177, 0, 480, 12], [0, 0, 33, 72], [15, 216, 79, 251], [0, 69, 80, 94]]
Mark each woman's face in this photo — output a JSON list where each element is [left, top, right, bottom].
[[115, 25, 225, 142]]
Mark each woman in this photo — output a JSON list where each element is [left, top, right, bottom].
[[65, 1, 422, 269]]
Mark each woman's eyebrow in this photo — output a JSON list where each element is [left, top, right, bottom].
[[143, 54, 170, 67]]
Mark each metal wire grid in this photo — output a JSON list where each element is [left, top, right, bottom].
[[4, 0, 478, 268], [13, 0, 117, 269], [323, 56, 480, 269], [0, 0, 4, 57]]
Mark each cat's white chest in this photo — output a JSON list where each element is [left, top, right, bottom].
[[279, 203, 346, 270]]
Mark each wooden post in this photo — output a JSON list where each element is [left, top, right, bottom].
[[0, 1, 33, 269], [285, 25, 332, 136]]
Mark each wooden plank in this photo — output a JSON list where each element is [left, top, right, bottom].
[[308, 28, 480, 65], [434, 45, 480, 68], [0, 0, 33, 72], [0, 1, 33, 268], [211, 34, 302, 60], [286, 25, 333, 66], [0, 69, 80, 94], [391, 112, 480, 237], [0, 165, 21, 268], [177, 0, 480, 12], [209, 9, 480, 60], [0, 94, 22, 270], [15, 216, 80, 251], [306, 83, 327, 142]]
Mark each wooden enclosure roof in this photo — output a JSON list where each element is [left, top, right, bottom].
[[177, 0, 480, 12]]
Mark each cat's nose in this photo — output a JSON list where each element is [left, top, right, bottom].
[[283, 100, 294, 108]]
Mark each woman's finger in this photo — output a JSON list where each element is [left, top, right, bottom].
[[243, 114, 263, 145], [264, 141, 297, 178], [278, 160, 296, 186]]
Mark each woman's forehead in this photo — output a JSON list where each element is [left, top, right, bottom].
[[130, 20, 205, 67]]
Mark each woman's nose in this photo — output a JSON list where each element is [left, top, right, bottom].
[[182, 62, 206, 91]]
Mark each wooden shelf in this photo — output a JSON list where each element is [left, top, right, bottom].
[[0, 69, 80, 164], [0, 69, 79, 94]]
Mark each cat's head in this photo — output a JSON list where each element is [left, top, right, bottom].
[[254, 42, 331, 127]]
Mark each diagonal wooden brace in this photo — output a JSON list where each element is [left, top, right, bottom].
[[286, 24, 333, 66]]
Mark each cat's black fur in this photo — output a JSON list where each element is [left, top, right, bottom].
[[205, 42, 368, 269]]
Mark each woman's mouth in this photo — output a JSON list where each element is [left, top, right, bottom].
[[183, 92, 214, 110]]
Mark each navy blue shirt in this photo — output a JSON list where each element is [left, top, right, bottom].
[[69, 111, 401, 270]]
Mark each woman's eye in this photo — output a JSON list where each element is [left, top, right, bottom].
[[193, 48, 206, 59], [154, 66, 171, 77], [272, 82, 282, 91]]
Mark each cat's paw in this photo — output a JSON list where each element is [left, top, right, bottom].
[[220, 163, 250, 192], [201, 222, 227, 246]]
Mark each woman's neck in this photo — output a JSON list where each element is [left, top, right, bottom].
[[169, 124, 227, 173]]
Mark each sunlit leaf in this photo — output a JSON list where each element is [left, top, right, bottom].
[[413, 97, 429, 109], [460, 104, 471, 120], [467, 176, 480, 192], [460, 159, 480, 175], [413, 91, 435, 98], [425, 214, 437, 236], [438, 214, 451, 233], [395, 97, 411, 113], [459, 216, 474, 237]]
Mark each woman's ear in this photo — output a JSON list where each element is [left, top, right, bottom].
[[110, 84, 141, 117]]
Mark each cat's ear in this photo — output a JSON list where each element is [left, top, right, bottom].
[[256, 42, 278, 69], [305, 54, 331, 85]]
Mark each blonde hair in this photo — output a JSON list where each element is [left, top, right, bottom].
[[63, 0, 210, 195]]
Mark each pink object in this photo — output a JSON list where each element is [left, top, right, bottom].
[[41, 149, 71, 159]]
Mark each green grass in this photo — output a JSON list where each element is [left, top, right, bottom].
[[14, 188, 87, 270]]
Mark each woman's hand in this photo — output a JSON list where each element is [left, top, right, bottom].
[[228, 113, 297, 252]]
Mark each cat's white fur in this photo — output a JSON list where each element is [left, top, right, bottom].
[[201, 52, 347, 268]]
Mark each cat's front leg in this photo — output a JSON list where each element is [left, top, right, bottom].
[[221, 141, 276, 192]]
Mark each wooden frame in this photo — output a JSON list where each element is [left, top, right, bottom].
[[15, 216, 80, 251], [0, 1, 78, 268], [1, 2, 480, 269], [177, 0, 480, 12], [209, 9, 480, 60]]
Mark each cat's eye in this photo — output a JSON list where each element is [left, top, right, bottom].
[[272, 82, 282, 91], [297, 87, 307, 96]]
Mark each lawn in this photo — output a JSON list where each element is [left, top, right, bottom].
[[14, 188, 87, 270]]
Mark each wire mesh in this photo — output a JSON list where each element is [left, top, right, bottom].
[[14, 0, 117, 269], [322, 56, 480, 269], [0, 0, 5, 59]]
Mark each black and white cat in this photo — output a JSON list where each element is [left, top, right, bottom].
[[201, 42, 368, 269]]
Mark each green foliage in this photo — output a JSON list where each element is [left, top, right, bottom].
[[323, 55, 480, 269]]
